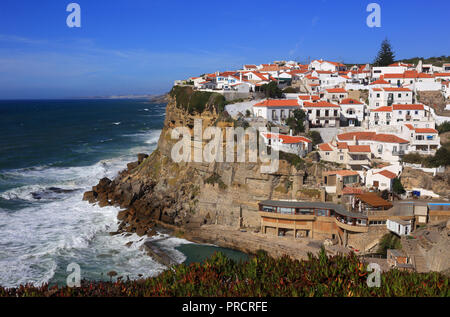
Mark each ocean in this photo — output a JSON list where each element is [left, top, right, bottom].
[[0, 99, 247, 288]]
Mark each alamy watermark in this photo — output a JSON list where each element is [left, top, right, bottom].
[[66, 3, 81, 28], [366, 3, 381, 28], [171, 119, 279, 173], [66, 262, 81, 287]]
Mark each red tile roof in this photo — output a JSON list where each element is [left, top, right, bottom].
[[318, 143, 333, 151], [372, 106, 392, 112], [348, 145, 371, 153], [372, 134, 409, 144], [253, 99, 299, 107], [263, 133, 312, 144], [383, 87, 411, 92], [377, 170, 397, 179], [303, 101, 339, 108], [337, 132, 408, 144], [370, 78, 390, 85], [392, 104, 424, 110], [326, 88, 347, 93], [340, 98, 363, 105], [415, 128, 438, 133], [342, 187, 365, 195], [324, 170, 359, 176]]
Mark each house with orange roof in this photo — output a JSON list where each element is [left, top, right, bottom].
[[302, 101, 341, 128], [261, 132, 312, 157], [339, 98, 365, 126], [368, 86, 413, 108], [324, 88, 349, 103], [309, 59, 347, 72], [252, 99, 300, 123], [335, 131, 410, 163], [368, 103, 434, 129], [371, 64, 411, 80], [317, 139, 372, 170], [400, 124, 440, 154], [365, 168, 399, 192]]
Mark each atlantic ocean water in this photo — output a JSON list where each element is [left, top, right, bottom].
[[0, 99, 246, 288]]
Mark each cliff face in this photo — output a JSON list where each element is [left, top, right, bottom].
[[84, 87, 328, 237]]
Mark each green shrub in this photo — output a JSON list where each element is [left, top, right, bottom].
[[1, 248, 448, 297]]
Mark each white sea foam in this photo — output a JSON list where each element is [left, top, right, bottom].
[[0, 129, 166, 288]]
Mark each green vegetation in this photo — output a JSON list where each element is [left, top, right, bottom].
[[377, 233, 402, 256], [260, 82, 282, 99], [205, 173, 227, 190], [398, 55, 450, 67], [279, 151, 305, 170], [307, 130, 323, 147], [169, 86, 226, 114], [373, 38, 395, 67], [437, 122, 450, 134], [402, 147, 450, 167], [392, 178, 405, 195], [282, 87, 299, 94], [285, 109, 307, 134], [1, 249, 448, 297]]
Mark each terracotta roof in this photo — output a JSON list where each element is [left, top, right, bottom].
[[434, 73, 450, 77], [340, 98, 362, 105], [326, 88, 347, 93], [383, 87, 411, 92], [377, 170, 397, 179], [324, 170, 359, 176], [337, 142, 348, 149], [263, 133, 312, 144], [405, 124, 414, 130], [253, 99, 299, 107], [318, 143, 333, 151], [348, 145, 371, 153], [370, 78, 390, 85], [356, 192, 393, 208], [372, 134, 409, 144], [337, 132, 408, 144], [337, 132, 377, 141], [415, 128, 438, 133], [392, 104, 424, 110], [303, 101, 339, 108], [371, 106, 392, 112]]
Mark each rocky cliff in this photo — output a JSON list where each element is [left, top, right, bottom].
[[83, 86, 329, 238]]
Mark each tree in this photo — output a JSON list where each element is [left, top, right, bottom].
[[373, 38, 396, 67], [307, 131, 323, 147], [285, 109, 306, 134], [392, 178, 405, 195], [260, 82, 282, 99]]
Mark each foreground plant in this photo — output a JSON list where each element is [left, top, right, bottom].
[[1, 248, 448, 297]]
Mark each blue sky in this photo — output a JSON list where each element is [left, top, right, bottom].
[[0, 0, 448, 99]]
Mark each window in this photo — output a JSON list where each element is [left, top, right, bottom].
[[415, 111, 418, 115], [398, 93, 402, 98], [376, 93, 380, 98], [325, 152, 330, 156], [340, 155, 344, 160]]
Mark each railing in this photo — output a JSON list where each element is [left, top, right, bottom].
[[392, 150, 405, 156], [334, 218, 368, 233]]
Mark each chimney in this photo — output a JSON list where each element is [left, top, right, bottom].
[[353, 135, 357, 145], [289, 129, 293, 136], [240, 72, 242, 82]]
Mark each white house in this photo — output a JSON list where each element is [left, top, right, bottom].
[[365, 169, 398, 191], [339, 98, 365, 126], [401, 124, 440, 155], [387, 219, 412, 236], [252, 99, 299, 123], [336, 131, 410, 163], [261, 133, 312, 157], [368, 87, 413, 109], [371, 65, 409, 79], [310, 60, 347, 72], [369, 104, 433, 129], [303, 101, 340, 128], [324, 88, 349, 103]]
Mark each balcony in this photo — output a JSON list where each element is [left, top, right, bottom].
[[334, 217, 368, 233], [259, 211, 316, 221]]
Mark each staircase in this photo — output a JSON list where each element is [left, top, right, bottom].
[[401, 237, 429, 273]]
